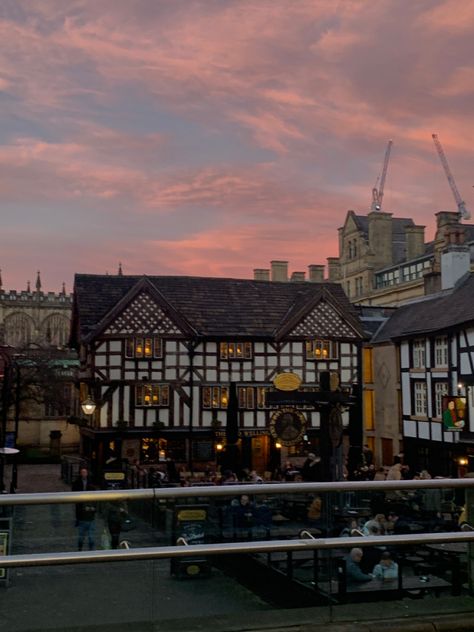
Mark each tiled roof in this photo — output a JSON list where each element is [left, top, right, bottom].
[[72, 274, 363, 341], [372, 273, 474, 343]]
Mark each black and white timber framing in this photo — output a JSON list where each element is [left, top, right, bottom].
[[71, 274, 364, 470], [372, 272, 474, 474]]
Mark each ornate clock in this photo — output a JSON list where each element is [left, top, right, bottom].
[[270, 408, 307, 446]]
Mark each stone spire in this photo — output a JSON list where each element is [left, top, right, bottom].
[[0, 269, 2, 291], [61, 282, 66, 295], [27, 280, 31, 293], [35, 270, 42, 292], [118, 262, 123, 276]]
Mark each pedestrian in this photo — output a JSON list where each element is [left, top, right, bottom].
[[72, 467, 97, 551], [302, 452, 322, 482], [105, 501, 128, 549]]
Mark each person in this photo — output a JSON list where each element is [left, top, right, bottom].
[[72, 467, 96, 551], [372, 551, 398, 580], [362, 513, 386, 536], [387, 510, 411, 535], [302, 452, 322, 482], [345, 548, 373, 583], [307, 495, 323, 530], [105, 501, 128, 549], [231, 494, 256, 529]]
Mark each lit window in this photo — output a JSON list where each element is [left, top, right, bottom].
[[306, 339, 338, 360], [238, 386, 255, 409], [136, 384, 169, 407], [202, 386, 229, 409], [126, 336, 163, 359], [220, 342, 253, 360]]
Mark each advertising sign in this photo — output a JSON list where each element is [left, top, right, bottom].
[[442, 396, 467, 431]]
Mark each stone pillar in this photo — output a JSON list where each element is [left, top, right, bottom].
[[271, 261, 288, 282], [308, 265, 325, 282]]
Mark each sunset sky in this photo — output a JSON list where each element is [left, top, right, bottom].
[[1, 0, 474, 292]]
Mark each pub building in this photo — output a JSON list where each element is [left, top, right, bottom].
[[70, 274, 364, 481]]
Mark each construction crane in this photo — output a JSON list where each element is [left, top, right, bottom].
[[432, 133, 471, 220], [371, 139, 393, 211]]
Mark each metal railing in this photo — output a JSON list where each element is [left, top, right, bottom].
[[0, 477, 473, 569]]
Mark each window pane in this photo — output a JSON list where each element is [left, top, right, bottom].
[[136, 385, 143, 406], [212, 387, 220, 408], [135, 337, 144, 358], [221, 386, 229, 408], [202, 387, 211, 408], [244, 343, 252, 359], [144, 338, 153, 358], [126, 339, 134, 358], [246, 387, 254, 409], [220, 343, 228, 359], [161, 385, 169, 406], [153, 337, 162, 358]]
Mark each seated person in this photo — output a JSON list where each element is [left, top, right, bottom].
[[372, 551, 399, 580], [362, 513, 386, 536], [345, 547, 373, 583]]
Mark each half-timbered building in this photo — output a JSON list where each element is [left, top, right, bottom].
[[71, 274, 364, 477], [372, 271, 474, 476]]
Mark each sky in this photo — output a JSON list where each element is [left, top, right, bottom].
[[1, 0, 474, 292]]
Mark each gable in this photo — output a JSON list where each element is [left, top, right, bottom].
[[287, 300, 360, 340], [104, 291, 184, 336]]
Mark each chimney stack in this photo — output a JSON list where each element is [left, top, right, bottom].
[[291, 271, 306, 282], [271, 260, 288, 282], [308, 264, 325, 282], [327, 257, 341, 282], [405, 225, 425, 260], [254, 268, 270, 281]]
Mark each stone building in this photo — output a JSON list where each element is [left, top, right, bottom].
[[0, 271, 79, 458]]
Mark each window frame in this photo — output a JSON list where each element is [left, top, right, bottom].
[[434, 336, 448, 368], [412, 339, 426, 369], [135, 383, 169, 407], [126, 336, 163, 359], [219, 342, 253, 360], [305, 339, 339, 360], [414, 381, 427, 417]]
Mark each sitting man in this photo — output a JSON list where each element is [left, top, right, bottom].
[[372, 551, 399, 580], [345, 547, 373, 583]]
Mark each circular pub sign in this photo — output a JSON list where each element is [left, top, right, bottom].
[[270, 408, 307, 446]]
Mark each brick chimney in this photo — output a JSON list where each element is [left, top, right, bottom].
[[441, 229, 471, 290], [368, 211, 393, 268]]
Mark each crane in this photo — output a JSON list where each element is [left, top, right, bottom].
[[371, 139, 393, 211], [432, 133, 471, 220]]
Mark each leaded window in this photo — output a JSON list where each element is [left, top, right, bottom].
[[136, 384, 169, 407], [305, 339, 338, 360], [219, 342, 253, 360], [126, 336, 162, 359], [202, 385, 229, 409]]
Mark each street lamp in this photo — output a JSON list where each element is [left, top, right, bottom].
[[81, 398, 96, 416]]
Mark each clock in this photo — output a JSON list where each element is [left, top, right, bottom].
[[270, 408, 306, 446]]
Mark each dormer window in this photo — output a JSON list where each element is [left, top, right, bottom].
[[126, 336, 162, 359], [220, 342, 253, 359], [306, 339, 338, 360]]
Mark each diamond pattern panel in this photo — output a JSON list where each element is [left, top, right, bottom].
[[289, 302, 357, 339], [105, 292, 182, 335]]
